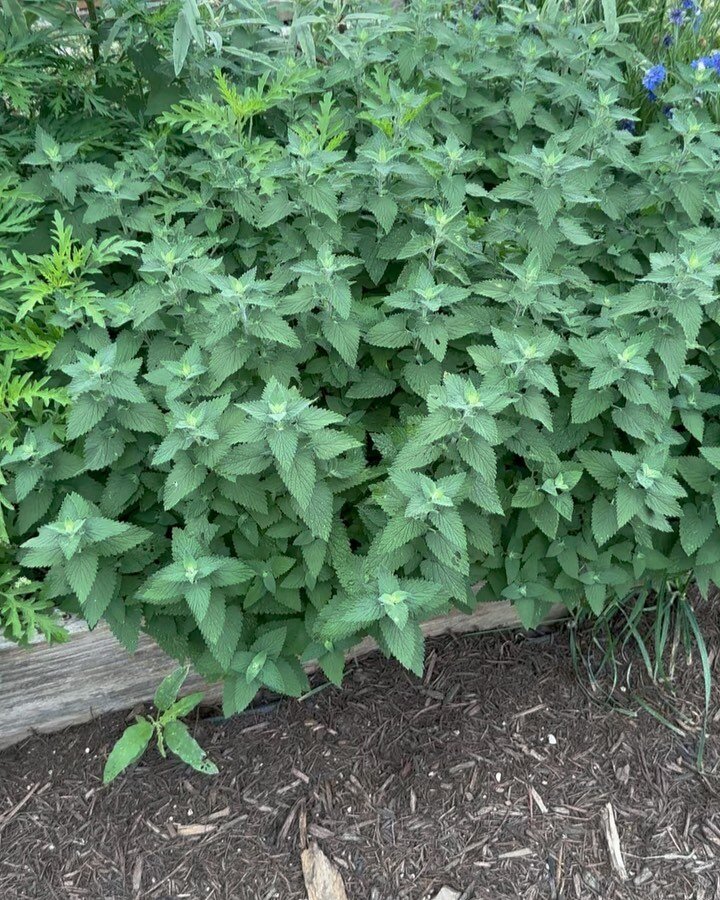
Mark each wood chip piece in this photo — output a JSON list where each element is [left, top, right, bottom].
[[432, 889, 461, 900], [530, 786, 548, 815], [498, 848, 533, 860], [601, 802, 629, 881], [207, 806, 230, 820], [301, 844, 348, 900], [131, 857, 143, 895], [175, 823, 216, 837]]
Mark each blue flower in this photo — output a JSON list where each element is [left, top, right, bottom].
[[642, 64, 666, 92], [662, 104, 674, 119], [471, 2, 483, 19], [662, 34, 674, 48], [618, 119, 636, 133], [691, 53, 720, 73], [669, 8, 685, 25], [642, 64, 666, 101]]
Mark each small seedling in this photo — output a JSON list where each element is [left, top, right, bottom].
[[103, 667, 217, 783]]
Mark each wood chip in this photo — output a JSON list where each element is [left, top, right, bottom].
[[131, 857, 143, 895], [207, 806, 230, 820], [308, 823, 334, 840], [432, 889, 461, 900], [530, 786, 548, 815], [601, 802, 629, 881], [299, 801, 308, 851], [497, 848, 533, 859], [512, 703, 546, 719], [175, 823, 216, 837], [301, 843, 348, 900]]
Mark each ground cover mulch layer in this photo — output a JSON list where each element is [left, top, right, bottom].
[[1, 611, 719, 900]]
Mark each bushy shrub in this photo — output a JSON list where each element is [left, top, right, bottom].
[[2, 0, 720, 711]]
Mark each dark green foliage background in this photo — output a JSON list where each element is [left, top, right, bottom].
[[1, 0, 719, 712]]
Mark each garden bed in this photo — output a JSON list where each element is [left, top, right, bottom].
[[0, 601, 564, 750], [1, 614, 718, 900]]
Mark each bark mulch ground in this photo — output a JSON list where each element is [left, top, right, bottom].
[[1, 612, 719, 900]]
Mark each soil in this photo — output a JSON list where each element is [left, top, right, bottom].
[[1, 611, 719, 900]]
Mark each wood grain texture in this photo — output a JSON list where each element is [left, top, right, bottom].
[[301, 844, 349, 900], [0, 602, 564, 750]]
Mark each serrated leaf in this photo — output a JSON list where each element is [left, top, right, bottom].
[[222, 675, 258, 717], [700, 447, 720, 471], [679, 504, 715, 556], [592, 495, 618, 546], [66, 396, 108, 440], [66, 552, 99, 604], [379, 618, 424, 676], [164, 455, 206, 510], [367, 193, 398, 233]]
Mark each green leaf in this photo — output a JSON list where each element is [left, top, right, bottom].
[[2, 0, 28, 37], [103, 720, 153, 783], [251, 624, 287, 657], [66, 553, 99, 604], [379, 619, 424, 677], [601, 0, 618, 36], [164, 455, 206, 510], [67, 396, 108, 440], [186, 582, 211, 623], [367, 194, 398, 233], [509, 90, 535, 128], [585, 583, 606, 616], [223, 674, 258, 717], [571, 385, 614, 424], [161, 692, 204, 722], [321, 316, 360, 367], [268, 428, 298, 470], [316, 593, 380, 642], [154, 667, 188, 712], [300, 182, 338, 221], [278, 451, 316, 509], [700, 447, 720, 471], [319, 649, 345, 686], [298, 480, 333, 541], [366, 316, 412, 349], [198, 591, 226, 646], [592, 495, 618, 546], [172, 12, 192, 76], [164, 720, 218, 775], [374, 517, 427, 557], [679, 504, 714, 556], [615, 483, 643, 528], [83, 564, 117, 628], [533, 185, 562, 229]]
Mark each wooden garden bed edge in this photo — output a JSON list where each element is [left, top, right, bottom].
[[0, 601, 565, 751]]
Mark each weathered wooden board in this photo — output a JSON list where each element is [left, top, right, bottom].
[[0, 602, 564, 751]]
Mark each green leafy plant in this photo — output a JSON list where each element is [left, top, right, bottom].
[[103, 666, 217, 783], [0, 563, 68, 645], [0, 0, 718, 726]]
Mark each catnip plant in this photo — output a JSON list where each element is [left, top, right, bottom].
[[0, 0, 719, 712]]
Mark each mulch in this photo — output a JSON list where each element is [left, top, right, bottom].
[[1, 610, 719, 900]]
